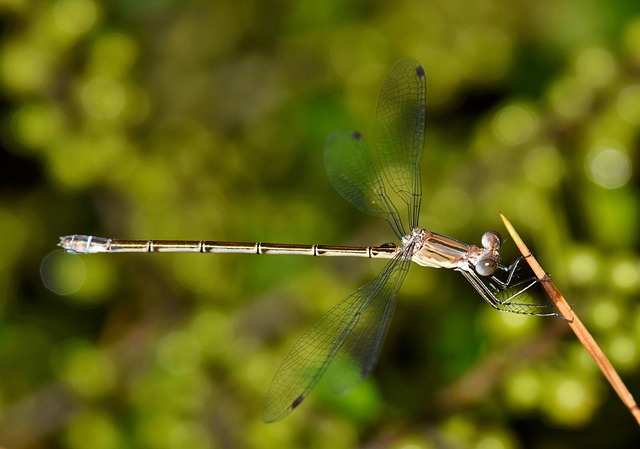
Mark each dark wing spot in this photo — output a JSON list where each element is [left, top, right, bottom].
[[291, 395, 304, 410], [352, 131, 362, 140], [416, 65, 425, 78]]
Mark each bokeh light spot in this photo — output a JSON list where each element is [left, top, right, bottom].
[[54, 340, 116, 397], [588, 299, 620, 330], [53, 0, 100, 37], [169, 421, 210, 449], [609, 335, 637, 367], [40, 251, 86, 295], [85, 257, 119, 296], [48, 135, 98, 188], [11, 103, 59, 150], [441, 416, 477, 446], [504, 369, 541, 411], [567, 248, 598, 285], [585, 144, 632, 189], [157, 331, 202, 375], [64, 408, 121, 449], [89, 32, 138, 77], [524, 145, 565, 188], [610, 258, 639, 290], [499, 312, 532, 332], [483, 309, 539, 340], [0, 42, 49, 93], [492, 104, 537, 145], [543, 374, 601, 426], [616, 85, 640, 124], [476, 434, 509, 449], [52, 255, 117, 303], [80, 76, 126, 120], [189, 310, 233, 361], [548, 77, 592, 119], [575, 47, 616, 88], [555, 378, 587, 409], [130, 161, 178, 212], [624, 18, 640, 62]]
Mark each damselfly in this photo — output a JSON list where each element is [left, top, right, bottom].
[[59, 58, 557, 422]]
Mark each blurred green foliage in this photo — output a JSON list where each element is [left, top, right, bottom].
[[1, 0, 640, 447]]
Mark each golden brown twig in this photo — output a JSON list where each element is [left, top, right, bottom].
[[500, 213, 640, 426]]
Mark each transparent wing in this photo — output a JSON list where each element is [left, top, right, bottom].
[[262, 249, 412, 422], [375, 58, 426, 230], [324, 131, 405, 239]]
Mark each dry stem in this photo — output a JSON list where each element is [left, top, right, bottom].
[[500, 213, 640, 426]]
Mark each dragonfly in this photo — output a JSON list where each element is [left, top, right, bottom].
[[58, 58, 558, 422]]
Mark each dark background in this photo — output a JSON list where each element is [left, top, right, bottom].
[[1, 0, 640, 447]]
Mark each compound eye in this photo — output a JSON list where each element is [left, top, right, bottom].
[[476, 258, 498, 276], [481, 231, 502, 249]]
